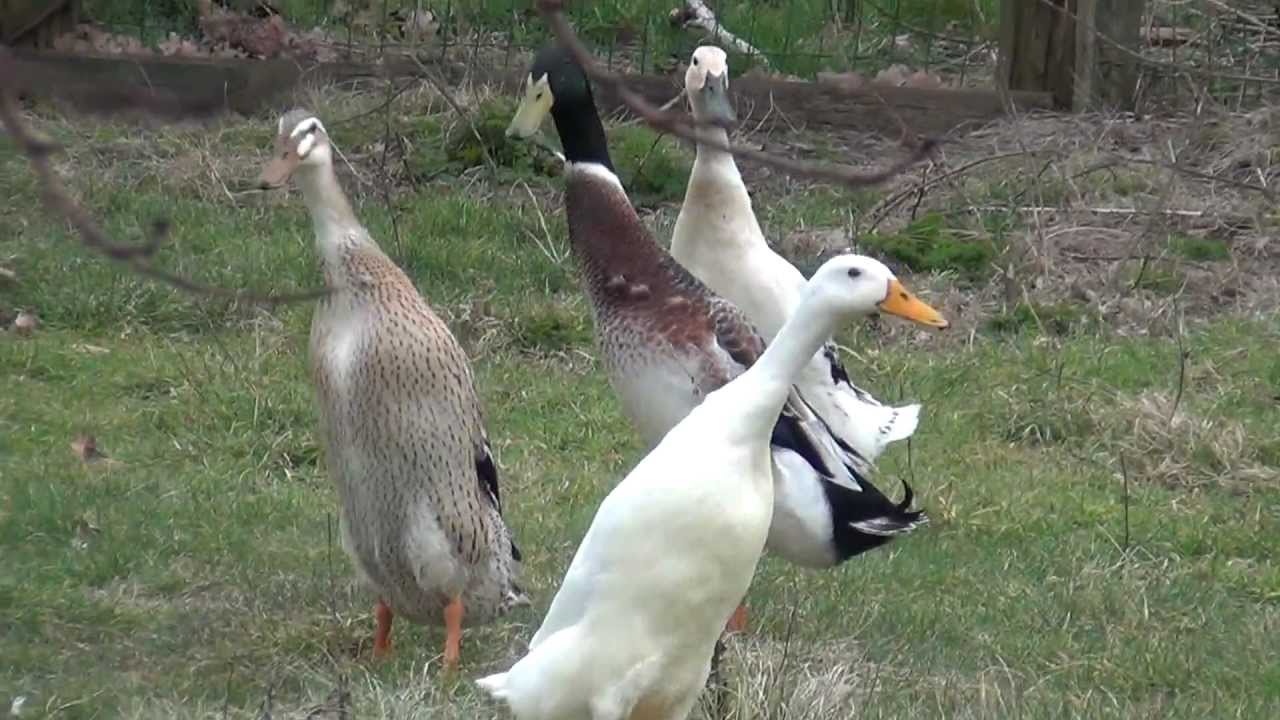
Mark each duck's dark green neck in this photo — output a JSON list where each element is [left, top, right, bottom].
[[550, 93, 614, 171]]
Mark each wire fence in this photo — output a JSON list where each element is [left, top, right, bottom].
[[77, 1, 1000, 82], [1137, 0, 1280, 111], [51, 1, 1280, 111]]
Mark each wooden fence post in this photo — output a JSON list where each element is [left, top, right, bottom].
[[999, 0, 1143, 112], [0, 0, 82, 48], [1073, 0, 1143, 111]]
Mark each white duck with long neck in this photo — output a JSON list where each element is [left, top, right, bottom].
[[477, 253, 928, 720], [669, 45, 936, 465]]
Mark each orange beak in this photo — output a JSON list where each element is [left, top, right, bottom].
[[877, 278, 949, 329]]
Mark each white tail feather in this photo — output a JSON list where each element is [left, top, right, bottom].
[[879, 402, 921, 445], [475, 672, 510, 701]]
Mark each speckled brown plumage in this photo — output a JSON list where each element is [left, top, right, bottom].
[[310, 240, 525, 625], [262, 109, 525, 662], [565, 167, 766, 400]]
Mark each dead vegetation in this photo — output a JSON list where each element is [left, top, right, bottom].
[[1098, 391, 1279, 494]]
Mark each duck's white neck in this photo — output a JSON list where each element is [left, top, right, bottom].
[[295, 162, 367, 268], [684, 126, 760, 242], [738, 290, 842, 422]]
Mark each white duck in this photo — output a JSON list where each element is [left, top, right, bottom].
[[477, 253, 919, 720], [670, 45, 923, 465]]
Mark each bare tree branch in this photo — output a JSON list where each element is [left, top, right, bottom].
[[0, 47, 329, 307], [534, 0, 938, 191]]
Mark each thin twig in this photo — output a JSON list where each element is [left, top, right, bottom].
[[1169, 304, 1188, 423], [0, 49, 329, 307], [1119, 453, 1131, 551], [864, 150, 1051, 231], [535, 0, 937, 191], [376, 75, 408, 260], [1116, 155, 1276, 200]]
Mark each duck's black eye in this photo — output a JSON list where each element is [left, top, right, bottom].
[[693, 57, 699, 66], [848, 268, 862, 279]]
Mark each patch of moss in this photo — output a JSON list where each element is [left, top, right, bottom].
[[985, 302, 1089, 337], [1169, 234, 1230, 262], [610, 125, 692, 206], [858, 212, 997, 280], [443, 98, 538, 171], [1109, 170, 1154, 198], [1128, 259, 1186, 295], [403, 98, 559, 181]]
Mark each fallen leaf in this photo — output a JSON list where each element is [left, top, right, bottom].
[[71, 434, 109, 464], [13, 311, 38, 335], [873, 64, 911, 87], [817, 71, 867, 92], [904, 69, 944, 90]]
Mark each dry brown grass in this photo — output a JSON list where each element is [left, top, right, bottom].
[[1094, 390, 1280, 494]]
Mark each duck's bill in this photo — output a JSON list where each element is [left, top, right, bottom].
[[700, 73, 737, 129], [257, 143, 300, 190], [878, 279, 949, 329], [506, 75, 553, 139]]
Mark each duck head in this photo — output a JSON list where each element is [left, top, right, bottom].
[[258, 108, 332, 189], [808, 254, 949, 329], [507, 45, 593, 140], [506, 45, 613, 170], [685, 45, 736, 129]]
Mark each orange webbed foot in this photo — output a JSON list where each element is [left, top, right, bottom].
[[725, 604, 748, 635], [442, 596, 464, 669], [373, 598, 394, 659]]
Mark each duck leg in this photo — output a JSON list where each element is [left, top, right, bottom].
[[442, 596, 464, 668], [724, 603, 748, 634], [373, 598, 394, 658]]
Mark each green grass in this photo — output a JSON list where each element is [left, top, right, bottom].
[[1169, 233, 1231, 262], [858, 211, 999, 280], [79, 0, 1000, 78], [3, 96, 1280, 719]]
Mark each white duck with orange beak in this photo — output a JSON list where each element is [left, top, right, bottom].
[[670, 46, 932, 471]]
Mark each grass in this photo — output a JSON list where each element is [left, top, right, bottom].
[[78, 0, 1000, 78], [4, 83, 1280, 720]]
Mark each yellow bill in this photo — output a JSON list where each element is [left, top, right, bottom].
[[878, 278, 949, 329], [506, 73, 554, 139]]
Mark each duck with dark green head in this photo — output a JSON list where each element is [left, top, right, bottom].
[[506, 44, 613, 171], [501, 36, 931, 659]]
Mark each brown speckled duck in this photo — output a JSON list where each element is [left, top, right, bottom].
[[258, 109, 527, 667], [506, 46, 945, 629]]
